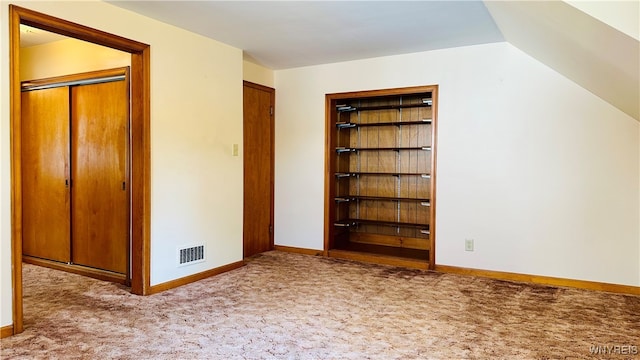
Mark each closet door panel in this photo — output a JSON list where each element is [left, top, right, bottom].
[[243, 82, 274, 257], [21, 87, 71, 263], [71, 80, 128, 274]]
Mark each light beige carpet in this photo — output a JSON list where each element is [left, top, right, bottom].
[[1, 251, 639, 359]]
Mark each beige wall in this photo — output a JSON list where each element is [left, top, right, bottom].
[[1, 1, 244, 328], [20, 37, 130, 81], [274, 42, 640, 287], [243, 59, 274, 88]]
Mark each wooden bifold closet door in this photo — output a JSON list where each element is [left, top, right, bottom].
[[21, 69, 129, 276]]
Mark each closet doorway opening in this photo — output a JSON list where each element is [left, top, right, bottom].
[[21, 68, 131, 283], [9, 5, 151, 335]]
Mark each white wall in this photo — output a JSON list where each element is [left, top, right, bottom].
[[1, 1, 244, 328], [274, 42, 640, 286]]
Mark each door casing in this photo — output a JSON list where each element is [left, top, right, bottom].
[[9, 5, 151, 335]]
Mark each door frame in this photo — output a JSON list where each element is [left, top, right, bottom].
[[242, 81, 275, 257], [9, 5, 151, 335], [323, 85, 438, 269], [20, 67, 132, 280]]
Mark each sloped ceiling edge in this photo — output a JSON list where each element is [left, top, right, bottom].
[[485, 0, 639, 121]]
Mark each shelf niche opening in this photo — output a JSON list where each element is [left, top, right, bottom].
[[325, 85, 438, 269]]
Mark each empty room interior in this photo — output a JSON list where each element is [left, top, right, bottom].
[[1, 0, 639, 358]]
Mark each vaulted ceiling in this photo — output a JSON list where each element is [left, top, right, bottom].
[[485, 1, 638, 120], [29, 1, 640, 120]]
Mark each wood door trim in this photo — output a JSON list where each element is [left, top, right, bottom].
[[326, 85, 439, 99], [9, 5, 151, 335], [21, 67, 128, 89], [242, 81, 275, 253], [17, 7, 148, 53], [429, 87, 438, 267], [323, 94, 334, 257]]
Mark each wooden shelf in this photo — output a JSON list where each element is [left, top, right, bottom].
[[337, 101, 432, 112], [335, 172, 430, 178], [335, 196, 430, 205], [336, 119, 432, 129], [334, 219, 430, 232], [329, 244, 429, 266], [336, 146, 431, 153], [331, 243, 429, 260], [327, 86, 437, 268]]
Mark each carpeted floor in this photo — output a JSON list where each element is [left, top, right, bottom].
[[1, 251, 639, 359]]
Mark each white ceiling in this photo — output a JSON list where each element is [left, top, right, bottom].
[[486, 1, 639, 120], [106, 0, 505, 70], [19, 1, 638, 120]]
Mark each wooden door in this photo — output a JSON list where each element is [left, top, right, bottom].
[[21, 87, 71, 263], [243, 81, 275, 257], [71, 80, 129, 274]]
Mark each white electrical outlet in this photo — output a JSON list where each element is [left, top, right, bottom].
[[465, 239, 474, 252]]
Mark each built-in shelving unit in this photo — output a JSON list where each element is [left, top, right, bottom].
[[325, 85, 438, 269]]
